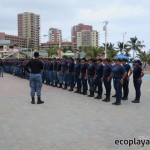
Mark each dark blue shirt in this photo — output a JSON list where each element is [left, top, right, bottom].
[[80, 63, 88, 74], [103, 65, 112, 79], [113, 65, 126, 79], [74, 63, 81, 74], [68, 62, 75, 73], [61, 61, 68, 72], [57, 63, 61, 71], [133, 66, 142, 79], [123, 64, 131, 74], [96, 64, 103, 78], [53, 62, 58, 71], [87, 64, 96, 76]]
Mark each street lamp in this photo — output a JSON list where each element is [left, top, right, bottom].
[[103, 21, 109, 58], [123, 32, 127, 54]]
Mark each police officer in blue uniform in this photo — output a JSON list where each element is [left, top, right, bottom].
[[61, 56, 68, 90], [57, 59, 63, 88], [25, 52, 44, 104], [132, 60, 144, 103], [112, 59, 127, 106], [68, 57, 75, 92], [74, 58, 81, 93], [87, 58, 96, 97], [53, 58, 58, 87], [122, 58, 133, 100], [80, 58, 88, 95], [102, 58, 113, 102], [95, 58, 103, 99], [0, 59, 4, 77]]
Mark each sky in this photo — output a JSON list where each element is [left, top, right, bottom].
[[0, 0, 150, 51]]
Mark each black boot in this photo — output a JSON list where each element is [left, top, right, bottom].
[[112, 101, 121, 106], [104, 98, 110, 102], [95, 95, 102, 100], [132, 99, 140, 103], [88, 92, 94, 97], [63, 84, 67, 90], [37, 97, 44, 104], [58, 83, 62, 88], [68, 88, 73, 92], [31, 97, 35, 104], [102, 98, 107, 101], [122, 97, 128, 100], [74, 90, 79, 93]]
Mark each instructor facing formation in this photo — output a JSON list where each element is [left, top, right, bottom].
[[24, 52, 44, 104]]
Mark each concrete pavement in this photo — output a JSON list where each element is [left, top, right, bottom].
[[0, 74, 150, 150]]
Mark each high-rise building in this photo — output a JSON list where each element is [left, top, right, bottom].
[[77, 30, 99, 48], [71, 23, 93, 48], [48, 28, 62, 43], [18, 12, 40, 49]]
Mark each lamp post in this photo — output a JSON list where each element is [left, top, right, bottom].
[[123, 32, 127, 54], [103, 21, 109, 58]]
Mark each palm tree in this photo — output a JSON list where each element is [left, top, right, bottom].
[[137, 51, 150, 64], [117, 42, 127, 54], [47, 46, 58, 57], [127, 36, 145, 58], [103, 43, 115, 51], [107, 50, 119, 60], [84, 46, 104, 59]]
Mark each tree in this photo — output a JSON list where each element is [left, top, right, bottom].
[[47, 46, 58, 57], [137, 51, 150, 64], [107, 50, 119, 60], [103, 43, 115, 51], [62, 47, 68, 53], [83, 46, 104, 59], [117, 42, 128, 54], [127, 36, 145, 58]]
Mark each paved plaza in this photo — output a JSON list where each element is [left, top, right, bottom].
[[0, 74, 150, 150]]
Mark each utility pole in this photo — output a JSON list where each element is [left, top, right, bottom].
[[103, 21, 109, 58], [123, 32, 127, 54]]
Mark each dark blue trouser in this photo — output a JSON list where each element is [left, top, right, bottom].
[[29, 73, 42, 97], [114, 79, 122, 104], [53, 70, 58, 84], [75, 73, 81, 91], [42, 71, 46, 83], [104, 78, 111, 98], [88, 75, 95, 93], [62, 71, 68, 85], [123, 79, 129, 98], [96, 76, 103, 96], [133, 79, 142, 100], [0, 67, 3, 77], [69, 73, 75, 89], [81, 73, 88, 93]]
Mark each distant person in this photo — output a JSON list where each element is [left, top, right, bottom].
[[132, 60, 144, 103], [24, 52, 44, 104], [0, 59, 4, 77]]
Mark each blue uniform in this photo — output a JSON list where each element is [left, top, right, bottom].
[[96, 64, 103, 97], [80, 63, 88, 94], [68, 62, 75, 89], [74, 63, 81, 92], [87, 64, 96, 95], [53, 62, 58, 85], [122, 64, 131, 98], [113, 65, 126, 104], [133, 66, 142, 101], [103, 65, 112, 98], [61, 61, 68, 86]]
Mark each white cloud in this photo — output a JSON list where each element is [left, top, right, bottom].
[[77, 1, 148, 22]]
